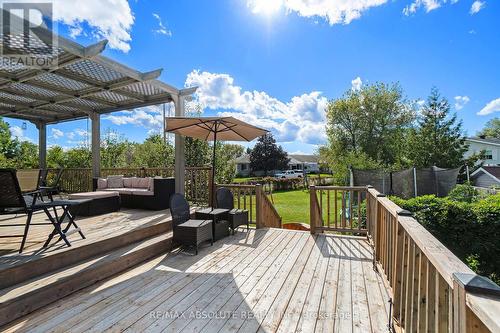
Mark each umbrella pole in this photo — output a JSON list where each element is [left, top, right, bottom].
[[211, 125, 217, 208]]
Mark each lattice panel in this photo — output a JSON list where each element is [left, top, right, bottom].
[[93, 90, 130, 103], [34, 72, 90, 91], [65, 59, 127, 84], [0, 91, 37, 104], [10, 83, 60, 98], [121, 82, 163, 96]]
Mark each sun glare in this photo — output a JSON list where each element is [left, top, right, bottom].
[[249, 0, 282, 16]]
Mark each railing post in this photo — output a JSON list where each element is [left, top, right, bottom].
[[255, 184, 263, 229], [309, 185, 317, 234]]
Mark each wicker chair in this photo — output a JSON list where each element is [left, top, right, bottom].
[[216, 187, 249, 235], [0, 169, 86, 253], [169, 193, 213, 255]]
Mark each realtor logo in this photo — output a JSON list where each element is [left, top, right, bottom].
[[0, 2, 58, 68]]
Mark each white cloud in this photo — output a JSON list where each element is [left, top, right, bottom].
[[403, 0, 458, 16], [51, 128, 64, 139], [470, 1, 485, 15], [477, 98, 500, 116], [51, 0, 134, 52], [185, 70, 328, 145], [152, 13, 172, 37], [248, 0, 388, 25], [105, 105, 164, 132], [454, 95, 470, 110], [351, 77, 362, 91], [10, 126, 33, 142]]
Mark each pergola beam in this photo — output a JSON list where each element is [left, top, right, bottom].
[[36, 122, 47, 169]]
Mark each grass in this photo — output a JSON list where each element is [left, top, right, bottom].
[[270, 189, 310, 223], [271, 189, 352, 225]]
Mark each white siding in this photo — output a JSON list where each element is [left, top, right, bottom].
[[464, 140, 500, 165]]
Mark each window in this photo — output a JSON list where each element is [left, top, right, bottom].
[[241, 164, 248, 170], [485, 150, 493, 160]]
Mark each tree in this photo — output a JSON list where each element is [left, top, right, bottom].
[[0, 117, 20, 159], [478, 118, 500, 139], [250, 134, 289, 175], [320, 82, 415, 183], [132, 134, 174, 167], [214, 143, 244, 183], [407, 88, 468, 168]]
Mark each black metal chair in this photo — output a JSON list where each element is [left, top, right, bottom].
[[38, 168, 64, 201], [216, 187, 249, 235], [0, 169, 86, 253], [169, 193, 212, 255]]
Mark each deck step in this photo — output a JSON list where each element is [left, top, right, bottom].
[[0, 219, 172, 290], [0, 232, 173, 328]]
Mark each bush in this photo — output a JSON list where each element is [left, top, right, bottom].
[[448, 183, 480, 203], [392, 193, 500, 285]]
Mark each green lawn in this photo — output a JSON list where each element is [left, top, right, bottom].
[[271, 189, 347, 224], [270, 189, 310, 223]]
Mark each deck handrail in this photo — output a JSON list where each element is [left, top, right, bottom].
[[310, 185, 368, 235], [216, 183, 282, 229], [310, 185, 500, 333]]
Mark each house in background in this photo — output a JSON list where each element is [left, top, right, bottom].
[[470, 166, 500, 188], [234, 154, 320, 177], [464, 137, 500, 166]]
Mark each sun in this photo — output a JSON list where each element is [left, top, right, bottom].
[[249, 0, 283, 16]]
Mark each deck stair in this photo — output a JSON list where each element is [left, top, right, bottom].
[[0, 216, 173, 327]]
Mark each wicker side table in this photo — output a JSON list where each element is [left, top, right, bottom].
[[174, 219, 213, 255]]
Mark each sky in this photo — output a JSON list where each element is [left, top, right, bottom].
[[4, 0, 500, 154]]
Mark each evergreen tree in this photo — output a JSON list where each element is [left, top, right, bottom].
[[407, 88, 467, 168], [250, 134, 289, 175]]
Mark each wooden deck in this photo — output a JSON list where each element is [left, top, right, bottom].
[[0, 208, 172, 267], [3, 228, 390, 333]]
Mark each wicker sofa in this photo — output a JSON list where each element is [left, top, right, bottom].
[[92, 176, 175, 210]]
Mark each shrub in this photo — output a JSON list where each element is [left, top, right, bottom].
[[393, 193, 500, 285], [448, 183, 480, 203]]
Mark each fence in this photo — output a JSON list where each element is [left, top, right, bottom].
[[310, 185, 500, 332], [351, 166, 461, 198]]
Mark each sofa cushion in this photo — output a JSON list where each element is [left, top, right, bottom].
[[131, 177, 150, 189], [103, 188, 133, 195], [129, 188, 154, 196], [123, 177, 135, 188], [97, 178, 107, 189], [68, 191, 119, 199], [107, 175, 124, 188]]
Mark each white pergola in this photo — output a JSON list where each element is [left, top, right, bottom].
[[0, 19, 195, 193]]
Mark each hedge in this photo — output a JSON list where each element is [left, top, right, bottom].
[[391, 189, 500, 285]]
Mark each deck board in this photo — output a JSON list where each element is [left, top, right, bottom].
[[3, 228, 390, 333], [0, 208, 173, 267]]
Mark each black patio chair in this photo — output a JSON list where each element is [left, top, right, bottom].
[[169, 193, 212, 255], [38, 168, 64, 201], [216, 187, 249, 235], [0, 169, 86, 253]]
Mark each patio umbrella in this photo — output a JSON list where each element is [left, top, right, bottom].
[[165, 116, 268, 206]]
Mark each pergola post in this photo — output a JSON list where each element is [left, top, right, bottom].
[[173, 95, 185, 194], [36, 122, 47, 169], [90, 112, 101, 178]]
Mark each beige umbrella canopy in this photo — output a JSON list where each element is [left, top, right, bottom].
[[165, 116, 268, 205]]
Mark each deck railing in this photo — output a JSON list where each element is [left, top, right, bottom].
[[216, 184, 282, 229], [43, 167, 211, 204], [310, 185, 500, 333], [309, 185, 368, 235]]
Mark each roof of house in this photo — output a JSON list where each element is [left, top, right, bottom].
[[234, 154, 250, 164], [466, 137, 500, 146], [471, 166, 500, 183], [234, 154, 319, 165], [289, 154, 320, 163]]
